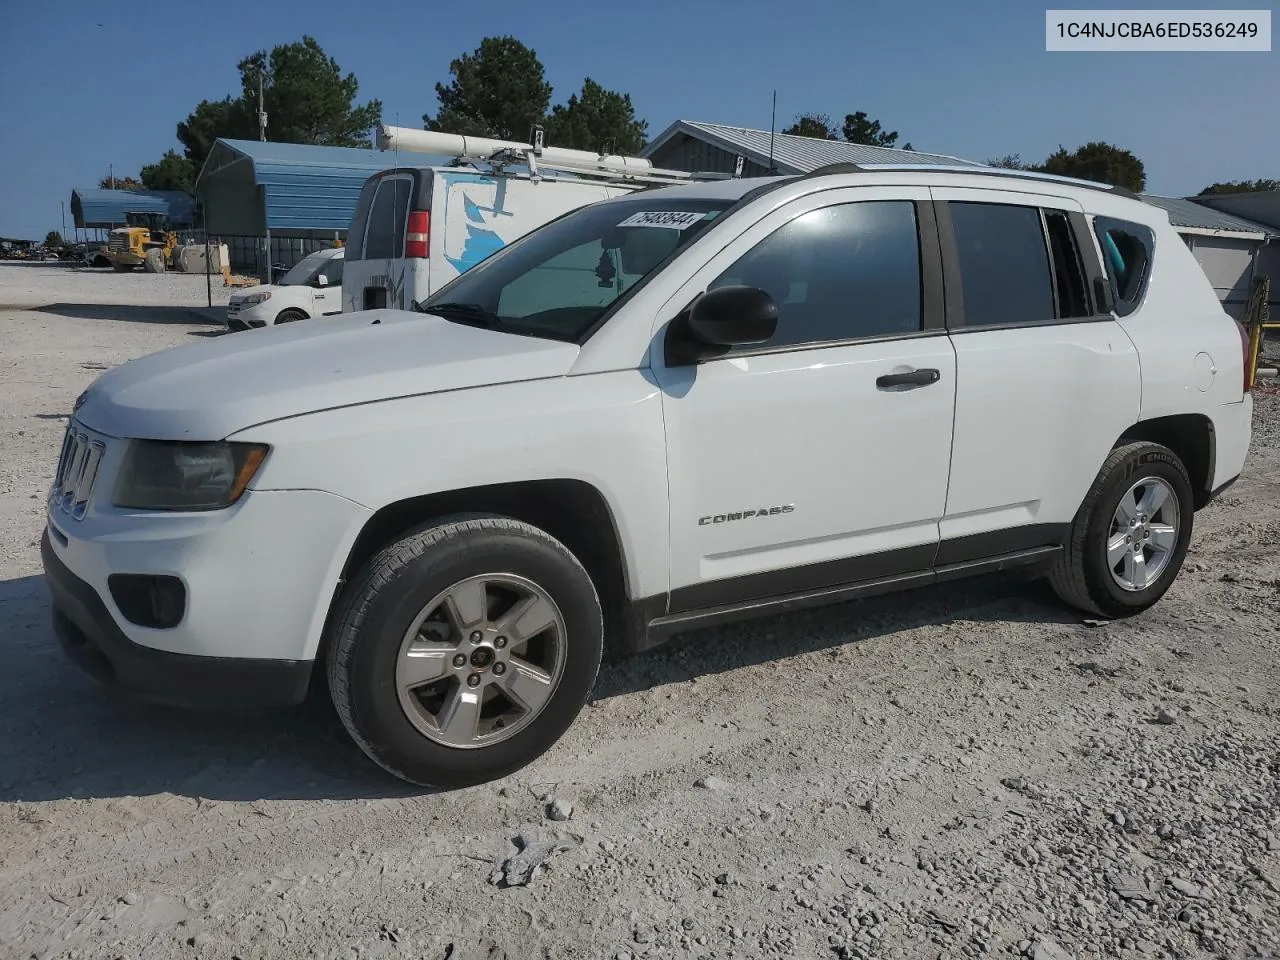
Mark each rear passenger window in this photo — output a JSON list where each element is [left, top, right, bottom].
[[1093, 216, 1154, 317], [364, 178, 412, 261], [708, 201, 922, 350], [1043, 210, 1091, 318], [950, 202, 1054, 327]]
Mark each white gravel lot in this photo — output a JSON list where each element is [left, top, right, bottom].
[[1, 262, 1277, 960]]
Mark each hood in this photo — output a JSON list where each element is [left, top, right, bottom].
[[76, 310, 581, 441], [229, 284, 274, 299]]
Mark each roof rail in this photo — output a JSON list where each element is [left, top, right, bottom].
[[799, 161, 1140, 199]]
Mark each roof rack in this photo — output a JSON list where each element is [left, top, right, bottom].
[[800, 162, 1140, 199], [377, 124, 741, 188]]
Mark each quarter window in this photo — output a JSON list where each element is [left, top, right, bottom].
[[950, 202, 1055, 327], [1093, 216, 1154, 316], [708, 201, 923, 350]]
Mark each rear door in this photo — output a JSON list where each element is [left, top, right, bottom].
[[342, 172, 414, 311], [930, 187, 1141, 562]]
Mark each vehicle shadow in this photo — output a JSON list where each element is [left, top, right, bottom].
[[0, 569, 1081, 805], [33, 303, 218, 325]]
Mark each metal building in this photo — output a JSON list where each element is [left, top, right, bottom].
[[641, 119, 983, 176], [70, 188, 196, 237], [1142, 196, 1279, 320], [196, 139, 426, 277]]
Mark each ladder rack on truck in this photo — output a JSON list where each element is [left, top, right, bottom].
[[376, 124, 744, 188]]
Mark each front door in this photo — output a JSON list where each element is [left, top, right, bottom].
[[654, 188, 958, 613]]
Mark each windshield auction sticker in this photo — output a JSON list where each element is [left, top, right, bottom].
[[617, 211, 706, 230]]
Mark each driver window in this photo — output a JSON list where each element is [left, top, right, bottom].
[[708, 201, 923, 350]]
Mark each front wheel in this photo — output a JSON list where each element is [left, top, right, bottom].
[[274, 308, 308, 324], [1049, 441, 1194, 618], [326, 515, 603, 788]]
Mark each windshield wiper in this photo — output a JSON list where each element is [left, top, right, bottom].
[[415, 300, 502, 328]]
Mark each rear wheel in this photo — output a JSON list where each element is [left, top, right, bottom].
[[326, 515, 603, 788], [143, 248, 166, 273], [274, 308, 307, 324], [1049, 441, 1194, 617]]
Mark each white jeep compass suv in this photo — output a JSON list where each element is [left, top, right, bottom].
[[42, 164, 1254, 788]]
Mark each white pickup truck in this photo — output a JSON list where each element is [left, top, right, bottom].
[[43, 163, 1252, 788]]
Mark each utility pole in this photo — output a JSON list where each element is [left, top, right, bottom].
[[109, 163, 115, 189], [257, 69, 267, 141], [60, 201, 67, 239]]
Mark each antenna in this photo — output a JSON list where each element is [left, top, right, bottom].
[[767, 90, 777, 175]]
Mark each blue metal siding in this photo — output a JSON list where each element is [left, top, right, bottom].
[[199, 139, 439, 234], [70, 189, 196, 228]]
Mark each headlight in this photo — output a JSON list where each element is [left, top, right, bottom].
[[238, 292, 272, 306], [113, 441, 269, 511]]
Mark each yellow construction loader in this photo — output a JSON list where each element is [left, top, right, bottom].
[[101, 213, 179, 273]]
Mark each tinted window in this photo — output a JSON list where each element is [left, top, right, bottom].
[[364, 178, 411, 261], [317, 256, 343, 286], [1044, 210, 1090, 318], [1093, 216, 1154, 316], [346, 179, 377, 261], [950, 202, 1054, 326], [708, 201, 922, 349]]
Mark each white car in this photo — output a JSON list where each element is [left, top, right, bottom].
[[44, 164, 1253, 789], [226, 247, 344, 331]]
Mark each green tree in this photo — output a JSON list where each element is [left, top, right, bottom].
[[177, 97, 254, 170], [1198, 178, 1280, 195], [985, 153, 1031, 169], [176, 37, 380, 170], [842, 111, 898, 147], [45, 230, 65, 247], [97, 173, 144, 190], [140, 150, 196, 192], [426, 36, 552, 140], [1036, 142, 1146, 192], [543, 78, 647, 154], [781, 113, 838, 139], [237, 37, 381, 147]]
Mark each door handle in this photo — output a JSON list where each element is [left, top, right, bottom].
[[876, 367, 941, 389]]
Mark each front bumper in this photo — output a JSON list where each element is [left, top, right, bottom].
[[43, 528, 312, 708]]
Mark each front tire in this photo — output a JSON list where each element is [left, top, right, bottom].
[[1049, 441, 1194, 618], [326, 515, 603, 788], [274, 308, 308, 325]]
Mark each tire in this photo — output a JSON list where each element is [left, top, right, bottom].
[[1049, 441, 1195, 618], [143, 249, 166, 273], [274, 308, 308, 325], [327, 515, 603, 788]]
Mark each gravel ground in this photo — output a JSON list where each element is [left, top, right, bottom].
[[1, 262, 1277, 960]]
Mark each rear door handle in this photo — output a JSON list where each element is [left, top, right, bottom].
[[876, 367, 941, 389]]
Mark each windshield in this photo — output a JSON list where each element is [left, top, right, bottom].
[[278, 252, 333, 286], [420, 197, 734, 341]]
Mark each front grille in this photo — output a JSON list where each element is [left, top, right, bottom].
[[51, 423, 106, 520], [107, 235, 129, 252]]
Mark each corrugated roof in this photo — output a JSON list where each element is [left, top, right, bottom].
[[70, 188, 196, 228], [1141, 195, 1278, 238], [198, 139, 434, 234], [642, 120, 983, 173]]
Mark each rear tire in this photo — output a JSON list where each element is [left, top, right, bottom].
[[326, 515, 603, 788], [143, 249, 166, 273], [274, 308, 307, 325], [1049, 441, 1194, 618]]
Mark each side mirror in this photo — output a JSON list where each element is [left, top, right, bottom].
[[314, 274, 329, 287], [686, 285, 778, 347]]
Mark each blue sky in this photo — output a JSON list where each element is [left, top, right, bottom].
[[0, 0, 1275, 239]]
